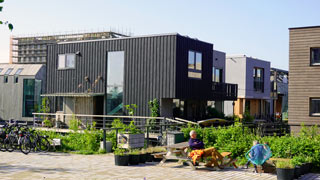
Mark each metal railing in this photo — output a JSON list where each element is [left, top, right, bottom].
[[212, 82, 238, 100]]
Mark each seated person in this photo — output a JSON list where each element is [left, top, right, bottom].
[[188, 130, 224, 168]]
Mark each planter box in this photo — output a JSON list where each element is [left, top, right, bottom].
[[117, 133, 145, 149], [167, 132, 184, 146]]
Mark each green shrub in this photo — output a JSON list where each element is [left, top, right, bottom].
[[181, 124, 320, 167], [43, 119, 53, 128]]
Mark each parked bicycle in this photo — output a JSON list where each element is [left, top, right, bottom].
[[0, 120, 51, 155]]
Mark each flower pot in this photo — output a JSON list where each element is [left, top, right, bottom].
[[305, 163, 312, 174], [114, 155, 129, 166], [129, 154, 140, 165], [146, 153, 153, 162], [294, 166, 301, 179], [276, 168, 295, 180], [139, 153, 147, 163], [301, 163, 307, 175]]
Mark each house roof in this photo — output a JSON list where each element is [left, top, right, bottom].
[[289, 25, 320, 30], [0, 64, 44, 76]]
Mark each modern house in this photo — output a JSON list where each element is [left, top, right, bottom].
[[43, 33, 237, 121], [270, 68, 288, 121], [10, 31, 128, 64], [0, 64, 46, 121], [288, 25, 320, 130], [224, 55, 270, 119]]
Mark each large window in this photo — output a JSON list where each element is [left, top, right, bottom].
[[58, 54, 75, 69], [106, 51, 124, 115], [188, 50, 202, 79], [253, 67, 264, 92], [310, 98, 320, 116], [22, 79, 35, 117], [311, 48, 320, 65], [213, 67, 223, 83]]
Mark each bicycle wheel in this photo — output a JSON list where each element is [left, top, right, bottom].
[[39, 137, 50, 152], [0, 139, 6, 152], [5, 136, 15, 152], [20, 137, 31, 155]]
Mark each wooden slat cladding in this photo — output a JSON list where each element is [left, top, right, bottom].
[[289, 27, 320, 125], [47, 35, 178, 116]]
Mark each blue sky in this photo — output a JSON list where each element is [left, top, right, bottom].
[[0, 0, 319, 70]]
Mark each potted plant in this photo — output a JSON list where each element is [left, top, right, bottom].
[[117, 121, 145, 149], [139, 148, 147, 164], [114, 148, 129, 166], [276, 160, 295, 180], [292, 156, 303, 179], [128, 149, 140, 165], [304, 156, 313, 174], [145, 147, 154, 162]]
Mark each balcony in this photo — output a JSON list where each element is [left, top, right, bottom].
[[212, 82, 238, 101]]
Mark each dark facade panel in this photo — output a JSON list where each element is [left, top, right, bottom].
[[175, 35, 214, 100], [47, 35, 177, 116]]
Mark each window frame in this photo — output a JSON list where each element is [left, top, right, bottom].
[[310, 98, 320, 116], [57, 53, 76, 70], [253, 67, 264, 92], [310, 47, 320, 66], [188, 50, 202, 79]]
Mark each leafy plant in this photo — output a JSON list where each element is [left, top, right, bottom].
[[43, 119, 53, 128], [276, 160, 295, 169], [242, 108, 254, 123], [69, 114, 81, 132], [128, 149, 140, 155], [148, 99, 160, 126], [125, 104, 137, 116], [114, 148, 127, 156]]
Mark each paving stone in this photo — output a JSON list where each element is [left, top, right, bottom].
[[0, 152, 317, 180]]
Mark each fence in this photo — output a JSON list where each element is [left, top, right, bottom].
[[32, 113, 188, 149]]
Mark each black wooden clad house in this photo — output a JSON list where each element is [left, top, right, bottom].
[[44, 33, 237, 121]]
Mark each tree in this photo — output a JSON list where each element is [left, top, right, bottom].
[[0, 0, 13, 31]]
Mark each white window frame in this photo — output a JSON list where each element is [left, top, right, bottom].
[[58, 53, 76, 70]]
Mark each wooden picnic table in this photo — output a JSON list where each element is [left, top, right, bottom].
[[153, 142, 237, 170], [153, 142, 196, 170]]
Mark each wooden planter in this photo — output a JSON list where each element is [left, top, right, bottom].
[[117, 133, 145, 149]]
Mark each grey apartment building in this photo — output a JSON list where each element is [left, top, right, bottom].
[[10, 31, 128, 64]]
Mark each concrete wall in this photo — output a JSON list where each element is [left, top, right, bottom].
[[225, 56, 247, 97]]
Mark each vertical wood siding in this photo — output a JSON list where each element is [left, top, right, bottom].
[[289, 27, 320, 125]]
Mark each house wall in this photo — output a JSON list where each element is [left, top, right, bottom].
[[289, 27, 320, 126], [213, 50, 226, 83], [245, 57, 270, 99], [0, 75, 34, 121], [175, 36, 214, 100]]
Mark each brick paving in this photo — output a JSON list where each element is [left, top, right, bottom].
[[0, 151, 317, 180]]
